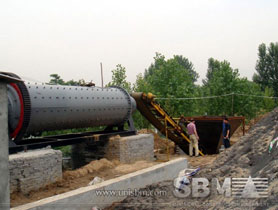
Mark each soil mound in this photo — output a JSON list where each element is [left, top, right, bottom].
[[63, 158, 115, 180], [138, 129, 175, 155]]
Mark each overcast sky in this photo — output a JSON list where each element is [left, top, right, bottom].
[[1, 0, 277, 86]]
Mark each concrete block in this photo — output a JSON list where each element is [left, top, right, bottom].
[[0, 83, 10, 210], [105, 134, 154, 163], [9, 149, 62, 194]]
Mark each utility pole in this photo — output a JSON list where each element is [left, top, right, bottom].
[[232, 92, 234, 116], [100, 62, 104, 88]]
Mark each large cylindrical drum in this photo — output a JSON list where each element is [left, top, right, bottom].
[[7, 79, 136, 141]]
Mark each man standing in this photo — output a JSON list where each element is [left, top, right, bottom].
[[178, 115, 186, 132], [187, 118, 199, 157], [222, 117, 231, 148]]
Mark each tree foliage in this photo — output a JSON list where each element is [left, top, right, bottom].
[[253, 42, 278, 97], [49, 74, 87, 86], [49, 74, 65, 85], [139, 53, 199, 117], [202, 59, 267, 119], [48, 47, 277, 130], [107, 64, 131, 92], [173, 55, 198, 82], [203, 59, 239, 116], [203, 58, 221, 85]]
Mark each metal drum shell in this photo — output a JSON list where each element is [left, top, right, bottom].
[[22, 84, 136, 135]]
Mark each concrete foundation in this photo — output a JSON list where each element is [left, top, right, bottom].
[[71, 134, 155, 168], [105, 134, 154, 163], [12, 157, 188, 210], [0, 83, 9, 210], [9, 149, 63, 194]]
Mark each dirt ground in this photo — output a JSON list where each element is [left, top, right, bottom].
[[10, 159, 160, 207], [186, 155, 217, 167], [10, 121, 244, 208], [11, 154, 218, 208], [10, 130, 182, 208], [10, 154, 219, 208], [109, 109, 278, 210]]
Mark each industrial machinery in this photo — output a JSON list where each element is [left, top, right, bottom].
[[3, 71, 244, 155], [2, 72, 136, 149], [132, 92, 245, 155]]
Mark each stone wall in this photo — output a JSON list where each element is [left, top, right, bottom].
[[9, 149, 62, 194], [105, 134, 154, 163]]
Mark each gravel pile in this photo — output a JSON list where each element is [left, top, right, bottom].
[[109, 108, 278, 210]]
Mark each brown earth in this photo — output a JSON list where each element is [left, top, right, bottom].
[[10, 120, 246, 208], [10, 130, 179, 208], [10, 158, 160, 207], [186, 154, 217, 168], [138, 129, 176, 155]]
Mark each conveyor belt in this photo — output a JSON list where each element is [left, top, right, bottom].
[[131, 92, 204, 156]]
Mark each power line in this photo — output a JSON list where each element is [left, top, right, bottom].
[[155, 93, 233, 100], [235, 93, 278, 99], [155, 92, 278, 100]]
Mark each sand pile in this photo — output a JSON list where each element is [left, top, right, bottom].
[[63, 158, 116, 180], [110, 108, 278, 210], [138, 129, 175, 155]]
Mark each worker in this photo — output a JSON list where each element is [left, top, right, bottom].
[[178, 115, 186, 132], [187, 118, 199, 157], [222, 116, 231, 148]]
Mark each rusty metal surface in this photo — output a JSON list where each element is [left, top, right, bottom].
[[186, 117, 244, 154]]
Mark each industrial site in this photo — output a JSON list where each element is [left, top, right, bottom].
[[0, 70, 278, 210], [1, 1, 278, 209]]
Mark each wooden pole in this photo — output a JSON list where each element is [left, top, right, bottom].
[[243, 117, 245, 136], [232, 92, 234, 116], [165, 117, 170, 161], [100, 62, 104, 88]]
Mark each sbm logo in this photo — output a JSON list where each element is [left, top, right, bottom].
[[173, 176, 268, 198]]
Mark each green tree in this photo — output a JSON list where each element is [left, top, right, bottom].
[[132, 73, 152, 129], [202, 59, 239, 116], [144, 53, 198, 82], [203, 58, 265, 119], [49, 74, 89, 86], [144, 53, 166, 79], [65, 79, 86, 86], [49, 74, 65, 85], [143, 53, 198, 117], [263, 87, 275, 111], [203, 58, 221, 85], [107, 64, 131, 92], [233, 78, 265, 119], [133, 73, 151, 93], [173, 55, 198, 82], [253, 42, 278, 97]]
